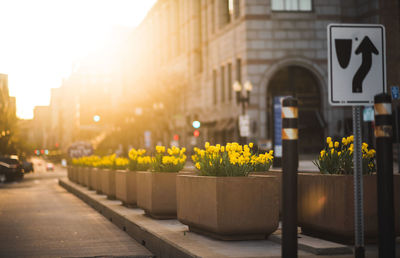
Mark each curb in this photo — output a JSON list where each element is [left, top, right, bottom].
[[59, 178, 353, 258]]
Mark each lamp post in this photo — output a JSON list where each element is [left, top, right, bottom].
[[233, 80, 253, 115], [233, 80, 253, 143]]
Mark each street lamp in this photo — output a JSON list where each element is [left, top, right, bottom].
[[233, 80, 253, 115], [93, 115, 100, 123], [233, 80, 253, 144]]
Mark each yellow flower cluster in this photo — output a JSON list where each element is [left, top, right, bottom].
[[72, 154, 129, 170], [115, 157, 129, 169], [162, 155, 186, 166], [192, 142, 274, 176], [251, 151, 274, 165], [156, 145, 166, 153], [128, 148, 151, 171], [129, 148, 146, 160], [151, 146, 186, 172], [72, 155, 101, 167], [315, 135, 376, 175]]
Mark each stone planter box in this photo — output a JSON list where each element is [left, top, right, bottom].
[[89, 168, 98, 190], [101, 169, 116, 199], [96, 168, 104, 194], [137, 171, 177, 219], [72, 166, 78, 183], [77, 166, 84, 185], [176, 175, 279, 240], [67, 166, 73, 181], [250, 170, 282, 214], [298, 173, 400, 243], [83, 167, 90, 187], [115, 170, 137, 206]]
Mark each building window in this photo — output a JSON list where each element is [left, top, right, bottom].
[[234, 0, 240, 18], [271, 0, 312, 11], [228, 63, 232, 101], [219, 0, 230, 28], [211, 0, 215, 33], [213, 70, 217, 105], [221, 66, 225, 103], [228, 0, 234, 19], [236, 58, 241, 83]]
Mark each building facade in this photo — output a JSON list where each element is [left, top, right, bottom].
[[132, 0, 400, 154], [0, 74, 18, 154]]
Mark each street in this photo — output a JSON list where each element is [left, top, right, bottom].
[[0, 159, 153, 258]]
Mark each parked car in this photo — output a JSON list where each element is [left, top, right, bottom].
[[0, 156, 24, 182], [46, 163, 54, 171], [22, 161, 34, 173]]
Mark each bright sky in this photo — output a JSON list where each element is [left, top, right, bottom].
[[0, 0, 156, 119]]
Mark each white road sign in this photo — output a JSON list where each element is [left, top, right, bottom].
[[328, 24, 386, 106], [239, 115, 250, 137]]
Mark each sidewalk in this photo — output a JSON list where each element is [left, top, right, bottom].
[[59, 178, 364, 258], [0, 170, 153, 258]]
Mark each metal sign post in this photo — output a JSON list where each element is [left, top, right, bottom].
[[352, 106, 365, 257], [328, 23, 386, 258], [391, 86, 400, 173]]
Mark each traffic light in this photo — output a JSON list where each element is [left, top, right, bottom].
[[193, 130, 200, 137], [93, 115, 100, 122], [192, 120, 201, 129]]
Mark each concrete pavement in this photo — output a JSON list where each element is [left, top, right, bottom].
[[0, 165, 153, 258]]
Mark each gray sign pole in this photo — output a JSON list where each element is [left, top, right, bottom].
[[353, 106, 365, 258]]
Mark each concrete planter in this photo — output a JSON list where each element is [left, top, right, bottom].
[[96, 168, 104, 194], [83, 167, 90, 187], [89, 168, 98, 190], [72, 166, 79, 183], [176, 175, 279, 240], [298, 173, 400, 243], [115, 170, 137, 206], [100, 169, 116, 199], [137, 171, 177, 219], [67, 166, 73, 181], [250, 170, 282, 214], [77, 166, 84, 185]]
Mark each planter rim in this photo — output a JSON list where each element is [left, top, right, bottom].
[[177, 174, 278, 180], [298, 173, 379, 177], [137, 171, 178, 174]]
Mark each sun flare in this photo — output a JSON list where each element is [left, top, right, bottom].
[[0, 0, 156, 119]]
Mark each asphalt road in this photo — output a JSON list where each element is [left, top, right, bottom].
[[0, 159, 153, 258]]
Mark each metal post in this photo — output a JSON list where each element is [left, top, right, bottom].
[[281, 97, 298, 258], [352, 106, 365, 258], [395, 106, 400, 173], [374, 93, 396, 258]]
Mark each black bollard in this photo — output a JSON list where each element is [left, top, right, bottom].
[[281, 97, 298, 258], [374, 93, 395, 258]]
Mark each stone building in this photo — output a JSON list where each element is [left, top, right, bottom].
[[132, 0, 400, 155], [44, 27, 135, 152]]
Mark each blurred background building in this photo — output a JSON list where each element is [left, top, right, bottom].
[[30, 0, 400, 157], [130, 0, 400, 155], [0, 73, 18, 155]]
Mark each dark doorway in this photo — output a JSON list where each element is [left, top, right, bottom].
[[267, 66, 325, 154]]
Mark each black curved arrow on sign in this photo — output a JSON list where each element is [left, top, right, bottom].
[[352, 36, 379, 93]]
